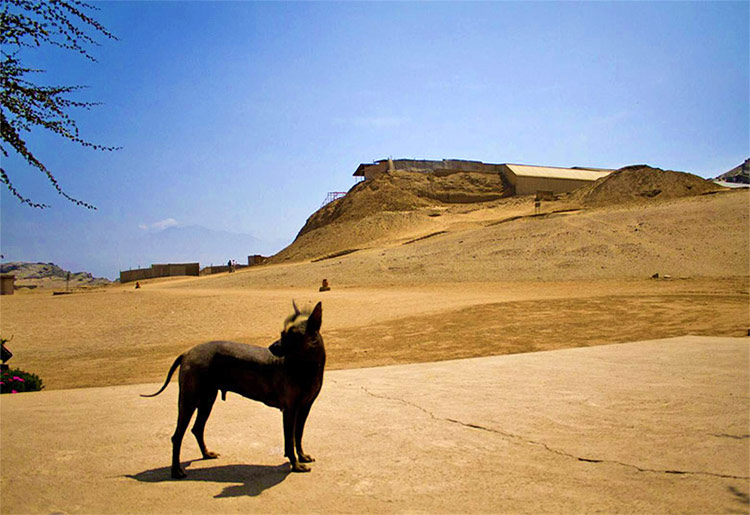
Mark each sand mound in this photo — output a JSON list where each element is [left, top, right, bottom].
[[271, 171, 509, 262], [270, 165, 731, 264], [573, 165, 722, 206], [270, 210, 437, 263], [300, 171, 508, 236]]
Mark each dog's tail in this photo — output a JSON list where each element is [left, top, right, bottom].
[[140, 355, 183, 398]]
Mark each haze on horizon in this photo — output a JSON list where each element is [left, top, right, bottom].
[[1, 1, 747, 279]]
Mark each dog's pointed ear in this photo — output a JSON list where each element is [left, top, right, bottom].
[[306, 302, 322, 334], [292, 300, 300, 316]]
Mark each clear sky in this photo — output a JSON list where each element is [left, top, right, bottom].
[[1, 1, 748, 279]]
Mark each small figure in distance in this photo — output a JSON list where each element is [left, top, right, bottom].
[[319, 279, 330, 292], [135, 281, 141, 289]]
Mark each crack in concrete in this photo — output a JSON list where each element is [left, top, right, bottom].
[[710, 433, 750, 440], [358, 385, 750, 481]]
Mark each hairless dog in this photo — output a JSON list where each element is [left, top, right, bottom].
[[142, 301, 325, 478]]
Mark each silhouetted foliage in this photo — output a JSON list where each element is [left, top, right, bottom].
[[0, 337, 44, 393], [0, 0, 118, 209], [1, 367, 45, 393]]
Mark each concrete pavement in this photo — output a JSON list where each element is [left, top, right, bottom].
[[1, 336, 748, 513]]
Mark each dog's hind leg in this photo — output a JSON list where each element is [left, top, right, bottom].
[[171, 395, 198, 479], [294, 402, 315, 463], [192, 390, 219, 460]]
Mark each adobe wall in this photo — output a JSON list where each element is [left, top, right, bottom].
[[392, 159, 500, 174], [0, 275, 15, 295], [202, 264, 250, 275], [361, 159, 504, 180], [152, 263, 199, 277], [119, 268, 154, 283], [361, 161, 389, 180], [120, 263, 199, 283], [248, 255, 269, 266], [202, 265, 230, 275], [513, 176, 594, 196]]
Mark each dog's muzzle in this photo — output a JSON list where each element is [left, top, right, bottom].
[[269, 340, 284, 357]]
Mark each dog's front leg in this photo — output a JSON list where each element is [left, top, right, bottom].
[[294, 402, 315, 463], [283, 408, 310, 472]]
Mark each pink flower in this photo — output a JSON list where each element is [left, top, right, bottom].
[[11, 390, 17, 394], [12, 376, 24, 382]]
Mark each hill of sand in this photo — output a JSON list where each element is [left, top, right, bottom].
[[223, 190, 748, 287], [301, 170, 510, 230], [271, 165, 728, 264], [572, 165, 722, 206], [271, 170, 510, 263]]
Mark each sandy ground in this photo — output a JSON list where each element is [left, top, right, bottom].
[[0, 277, 747, 390], [1, 336, 747, 514], [273, 182, 747, 276], [1, 188, 746, 390]]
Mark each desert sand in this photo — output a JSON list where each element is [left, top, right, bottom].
[[0, 276, 748, 391], [0, 171, 748, 513], [0, 187, 747, 390]]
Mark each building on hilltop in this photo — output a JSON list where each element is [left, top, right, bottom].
[[500, 164, 612, 195], [353, 158, 614, 196], [714, 158, 749, 186]]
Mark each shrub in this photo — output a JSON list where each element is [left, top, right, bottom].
[[0, 367, 44, 394]]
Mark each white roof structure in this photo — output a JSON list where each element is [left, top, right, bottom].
[[504, 164, 613, 181], [713, 180, 749, 189]]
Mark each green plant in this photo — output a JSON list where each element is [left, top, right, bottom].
[[0, 367, 44, 394]]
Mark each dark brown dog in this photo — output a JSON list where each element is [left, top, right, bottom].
[[142, 301, 325, 478]]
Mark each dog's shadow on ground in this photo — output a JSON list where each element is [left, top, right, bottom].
[[126, 460, 291, 498]]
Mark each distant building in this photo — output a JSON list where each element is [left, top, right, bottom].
[[714, 158, 749, 186], [0, 274, 14, 295], [499, 164, 612, 195], [248, 255, 269, 266], [119, 263, 199, 283], [353, 158, 613, 195]]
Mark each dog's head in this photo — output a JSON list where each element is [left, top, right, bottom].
[[269, 301, 323, 358]]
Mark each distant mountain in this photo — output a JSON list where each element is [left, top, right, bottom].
[[715, 159, 749, 185], [0, 262, 111, 290]]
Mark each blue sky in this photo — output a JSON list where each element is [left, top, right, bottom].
[[1, 1, 748, 279]]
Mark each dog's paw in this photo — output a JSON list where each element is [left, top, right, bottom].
[[202, 451, 219, 460], [291, 462, 311, 473], [298, 453, 315, 463]]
